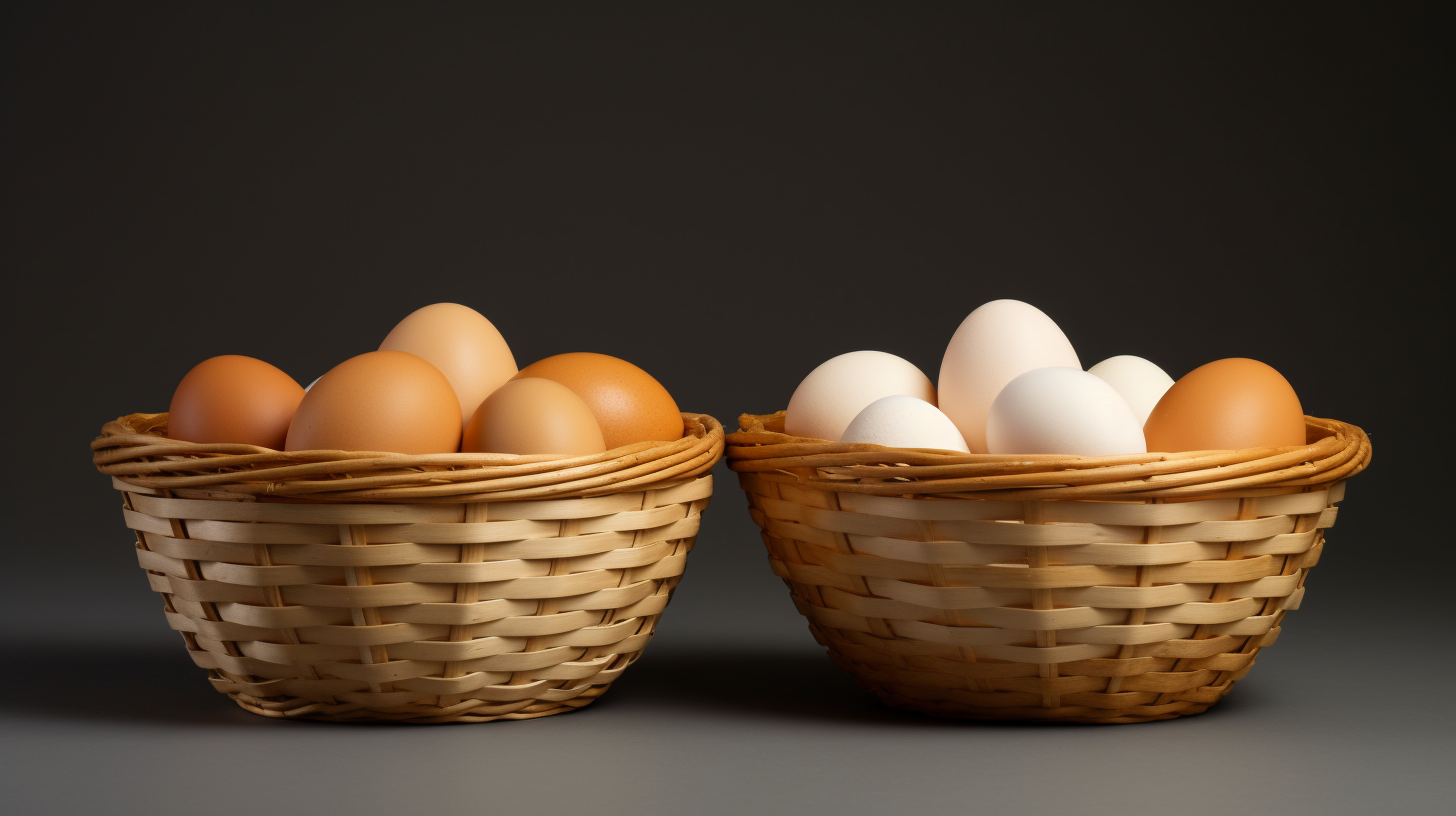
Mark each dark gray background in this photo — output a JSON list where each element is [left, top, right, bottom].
[[2, 4, 1449, 815]]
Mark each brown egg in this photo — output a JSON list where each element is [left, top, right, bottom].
[[379, 303, 518, 424], [1144, 358, 1306, 452], [462, 378, 607, 455], [285, 350, 462, 453], [168, 355, 305, 449], [514, 352, 683, 449]]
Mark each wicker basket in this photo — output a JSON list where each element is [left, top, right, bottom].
[[93, 411, 723, 723], [728, 411, 1370, 723]]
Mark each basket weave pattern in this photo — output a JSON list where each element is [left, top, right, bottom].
[[729, 412, 1370, 723], [95, 412, 723, 723]]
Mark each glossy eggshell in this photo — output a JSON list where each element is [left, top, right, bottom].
[[514, 353, 682, 449], [1088, 355, 1175, 425], [285, 350, 462, 454], [462, 378, 607, 456], [939, 300, 1081, 453], [785, 351, 936, 442], [379, 303, 517, 423], [168, 355, 305, 450], [841, 395, 969, 452], [1143, 358, 1305, 452], [986, 367, 1146, 455]]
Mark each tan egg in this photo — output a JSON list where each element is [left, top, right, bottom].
[[168, 355, 305, 449], [514, 353, 682, 449], [1143, 358, 1306, 452], [379, 303, 517, 423], [462, 378, 606, 456], [285, 350, 462, 454]]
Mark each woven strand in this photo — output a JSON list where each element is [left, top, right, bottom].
[[729, 412, 1366, 501], [727, 412, 1369, 723], [95, 413, 723, 502], [97, 412, 722, 723]]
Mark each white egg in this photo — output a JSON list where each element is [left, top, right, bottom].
[[785, 351, 936, 441], [841, 395, 970, 453], [305, 376, 320, 392], [938, 300, 1081, 453], [1088, 355, 1175, 425], [986, 367, 1146, 455]]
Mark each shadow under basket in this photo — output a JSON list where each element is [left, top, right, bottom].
[[93, 412, 724, 723], [728, 412, 1371, 724]]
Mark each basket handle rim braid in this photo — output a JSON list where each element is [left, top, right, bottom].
[[94, 412, 724, 502], [727, 412, 1369, 501]]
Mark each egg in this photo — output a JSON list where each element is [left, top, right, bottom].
[[1088, 355, 1175, 425], [462, 378, 606, 456], [285, 350, 462, 453], [379, 303, 517, 423], [514, 353, 682, 449], [168, 355, 305, 449], [939, 300, 1081, 453], [841, 395, 970, 452], [986, 367, 1146, 455], [1144, 358, 1305, 452], [785, 351, 936, 441]]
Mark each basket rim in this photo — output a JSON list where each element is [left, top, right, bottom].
[[95, 411, 723, 503], [727, 411, 1369, 501]]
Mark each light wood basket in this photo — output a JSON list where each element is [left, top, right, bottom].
[[92, 411, 724, 723], [728, 411, 1371, 723]]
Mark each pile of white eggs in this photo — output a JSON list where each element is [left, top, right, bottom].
[[785, 299, 1173, 456]]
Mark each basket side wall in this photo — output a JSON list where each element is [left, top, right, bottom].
[[738, 471, 1339, 723], [117, 475, 713, 722]]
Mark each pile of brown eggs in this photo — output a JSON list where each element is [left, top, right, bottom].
[[166, 303, 684, 455]]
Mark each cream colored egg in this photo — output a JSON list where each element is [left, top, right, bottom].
[[785, 351, 936, 441], [841, 395, 969, 452], [939, 300, 1081, 453], [1088, 355, 1175, 425], [986, 366, 1146, 456]]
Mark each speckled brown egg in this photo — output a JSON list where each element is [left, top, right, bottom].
[[168, 355, 305, 450], [285, 350, 462, 453], [1143, 358, 1306, 452], [462, 377, 606, 455], [513, 353, 682, 449]]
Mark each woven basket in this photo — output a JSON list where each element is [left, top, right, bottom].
[[728, 411, 1371, 723], [92, 411, 723, 723]]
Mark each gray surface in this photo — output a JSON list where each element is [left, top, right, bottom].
[[2, 637, 1448, 815], [3, 461, 1452, 816], [4, 615, 1452, 816]]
